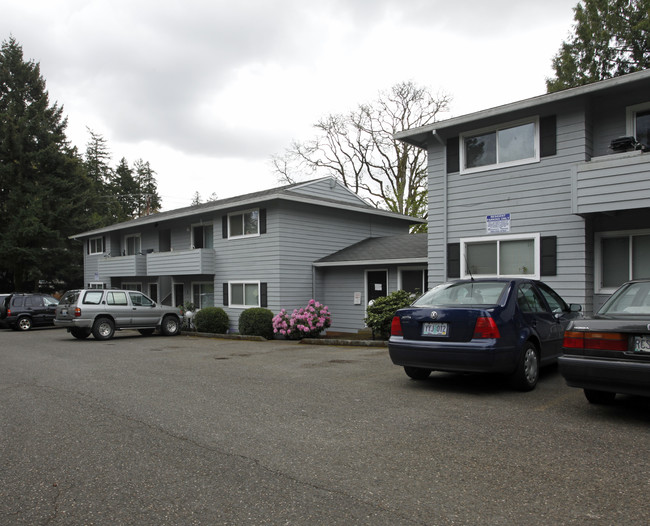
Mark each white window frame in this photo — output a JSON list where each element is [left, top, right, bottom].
[[228, 281, 260, 309], [88, 236, 104, 255], [88, 282, 105, 289], [228, 209, 260, 239], [397, 266, 427, 295], [595, 228, 650, 294], [461, 233, 541, 280], [460, 117, 540, 175], [191, 222, 214, 249], [192, 281, 215, 309], [626, 102, 650, 142], [124, 234, 141, 256]]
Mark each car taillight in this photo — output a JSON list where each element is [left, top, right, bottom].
[[563, 331, 627, 351], [391, 316, 403, 337], [6, 309, 10, 316], [74, 307, 82, 317], [473, 315, 500, 339]]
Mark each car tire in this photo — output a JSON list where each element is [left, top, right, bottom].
[[161, 315, 181, 336], [92, 317, 115, 340], [138, 329, 155, 336], [511, 341, 539, 391], [584, 389, 616, 405], [404, 366, 432, 380], [70, 328, 91, 340], [17, 316, 33, 331]]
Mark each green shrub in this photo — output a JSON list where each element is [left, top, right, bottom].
[[238, 308, 274, 339], [194, 307, 229, 334], [364, 290, 415, 340]]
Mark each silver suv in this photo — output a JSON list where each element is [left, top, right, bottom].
[[55, 289, 182, 340]]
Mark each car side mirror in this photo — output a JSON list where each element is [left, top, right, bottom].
[[569, 304, 582, 312]]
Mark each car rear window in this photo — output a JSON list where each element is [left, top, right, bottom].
[[599, 281, 650, 315], [60, 291, 80, 305], [82, 291, 105, 305], [414, 281, 508, 307]]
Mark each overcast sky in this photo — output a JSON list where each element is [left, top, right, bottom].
[[4, 0, 578, 210]]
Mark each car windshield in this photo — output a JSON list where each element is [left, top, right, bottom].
[[599, 281, 650, 315], [413, 281, 508, 307]]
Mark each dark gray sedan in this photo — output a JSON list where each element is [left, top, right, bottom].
[[559, 279, 650, 404]]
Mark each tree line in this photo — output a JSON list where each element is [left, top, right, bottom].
[[0, 37, 162, 292]]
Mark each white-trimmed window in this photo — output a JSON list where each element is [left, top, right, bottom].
[[192, 282, 214, 309], [228, 209, 259, 238], [626, 102, 650, 148], [461, 234, 540, 279], [228, 281, 260, 308], [124, 234, 141, 255], [88, 282, 106, 289], [398, 267, 428, 295], [192, 223, 213, 249], [460, 117, 539, 174], [88, 236, 104, 254], [595, 230, 650, 294]]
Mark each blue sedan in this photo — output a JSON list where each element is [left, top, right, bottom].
[[389, 278, 582, 391]]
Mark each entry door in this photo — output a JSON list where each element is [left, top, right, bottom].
[[367, 270, 388, 304]]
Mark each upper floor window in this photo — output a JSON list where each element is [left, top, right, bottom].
[[461, 233, 540, 279], [124, 234, 141, 255], [88, 236, 104, 254], [192, 223, 213, 249], [228, 209, 259, 238], [627, 102, 650, 148], [460, 118, 539, 174]]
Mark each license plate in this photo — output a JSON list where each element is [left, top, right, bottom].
[[61, 309, 68, 316], [422, 322, 448, 337], [634, 336, 650, 353]]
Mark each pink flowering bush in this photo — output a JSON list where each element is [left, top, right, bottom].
[[272, 299, 331, 339]]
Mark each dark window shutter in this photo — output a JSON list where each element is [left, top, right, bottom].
[[540, 116, 557, 158], [87, 240, 90, 255], [102, 236, 106, 253], [541, 236, 557, 276], [259, 208, 267, 235], [446, 137, 460, 173], [448, 243, 460, 278], [223, 283, 229, 306], [260, 282, 267, 308], [222, 216, 228, 238]]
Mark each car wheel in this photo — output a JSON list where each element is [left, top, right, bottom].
[[17, 316, 32, 331], [70, 328, 91, 340], [404, 366, 432, 380], [511, 341, 539, 391], [584, 389, 616, 405], [161, 315, 181, 336], [92, 317, 115, 340], [138, 329, 155, 336]]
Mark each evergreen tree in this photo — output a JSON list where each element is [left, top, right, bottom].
[[113, 157, 140, 220], [547, 0, 650, 92], [134, 159, 161, 216], [0, 37, 95, 291]]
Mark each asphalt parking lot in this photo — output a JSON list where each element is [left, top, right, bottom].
[[2, 327, 650, 525]]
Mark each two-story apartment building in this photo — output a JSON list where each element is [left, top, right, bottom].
[[73, 177, 426, 334], [396, 69, 650, 315]]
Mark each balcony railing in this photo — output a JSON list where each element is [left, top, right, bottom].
[[98, 254, 147, 277], [146, 249, 216, 276], [572, 150, 650, 215]]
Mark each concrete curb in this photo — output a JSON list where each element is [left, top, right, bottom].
[[181, 331, 388, 347]]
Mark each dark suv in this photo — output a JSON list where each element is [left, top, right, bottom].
[[1, 293, 60, 331]]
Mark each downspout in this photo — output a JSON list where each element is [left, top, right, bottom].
[[431, 130, 448, 281]]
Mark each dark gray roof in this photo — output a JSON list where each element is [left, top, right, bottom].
[[397, 68, 650, 149], [72, 177, 424, 239], [314, 234, 427, 266]]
